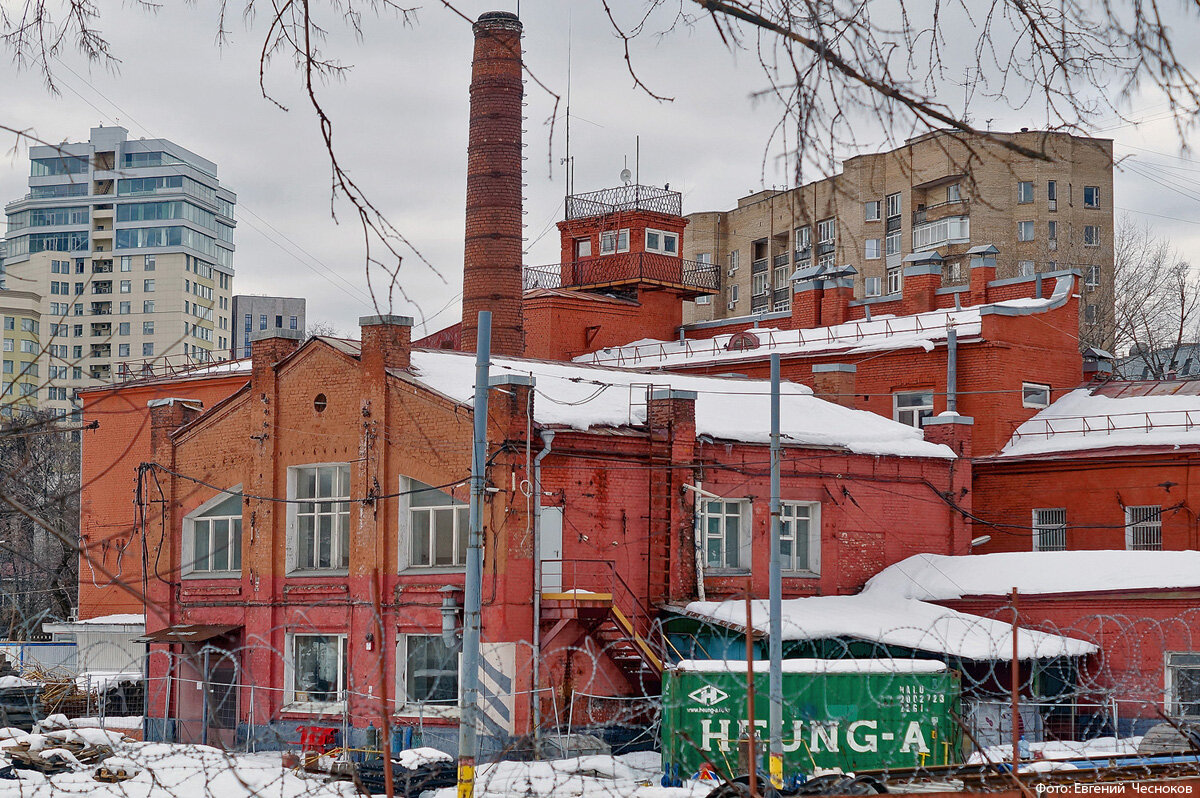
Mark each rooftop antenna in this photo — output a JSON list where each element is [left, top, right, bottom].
[[620, 156, 632, 185], [564, 10, 572, 200]]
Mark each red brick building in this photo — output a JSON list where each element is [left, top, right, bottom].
[[133, 316, 968, 749]]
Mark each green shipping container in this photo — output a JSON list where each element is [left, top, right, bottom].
[[661, 659, 961, 780]]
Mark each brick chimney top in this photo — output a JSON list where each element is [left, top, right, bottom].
[[474, 10, 522, 30], [360, 314, 414, 372]]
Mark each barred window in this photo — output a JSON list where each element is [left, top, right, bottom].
[[1033, 508, 1066, 551]]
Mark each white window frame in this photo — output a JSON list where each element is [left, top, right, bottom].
[[400, 476, 470, 570], [885, 230, 901, 257], [885, 192, 902, 218], [1032, 508, 1067, 552], [773, 264, 789, 290], [287, 464, 352, 573], [893, 391, 934, 428], [865, 238, 881, 260], [645, 228, 679, 256], [1083, 226, 1100, 247], [1085, 265, 1101, 289], [752, 272, 770, 297], [1017, 181, 1034, 204], [1022, 382, 1051, 409], [1018, 261, 1036, 277], [1018, 221, 1035, 242], [947, 184, 962, 203], [284, 633, 347, 712], [886, 266, 903, 295], [396, 633, 461, 717], [599, 228, 630, 255], [182, 488, 244, 577], [699, 498, 750, 572], [864, 201, 881, 222], [864, 277, 882, 298], [695, 295, 712, 306], [728, 250, 740, 273], [1166, 652, 1200, 718], [794, 227, 811, 251], [573, 237, 591, 259], [817, 218, 836, 245], [780, 502, 820, 576], [1125, 505, 1163, 551], [1083, 186, 1101, 208], [729, 285, 740, 304]]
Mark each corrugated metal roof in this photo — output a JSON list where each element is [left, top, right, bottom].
[[1094, 379, 1200, 399]]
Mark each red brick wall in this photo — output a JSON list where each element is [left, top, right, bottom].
[[524, 289, 683, 361], [972, 450, 1200, 553], [77, 373, 248, 619]]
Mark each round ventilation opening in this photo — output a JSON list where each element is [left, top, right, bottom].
[[313, 393, 328, 412]]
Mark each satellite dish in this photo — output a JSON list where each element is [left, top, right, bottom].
[[620, 168, 632, 185]]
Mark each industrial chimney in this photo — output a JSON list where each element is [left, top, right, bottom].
[[460, 11, 525, 357]]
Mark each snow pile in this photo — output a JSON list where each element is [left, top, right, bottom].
[[73, 716, 143, 731], [0, 676, 34, 688], [1002, 387, 1200, 456], [968, 736, 1143, 765], [866, 551, 1200, 600], [682, 594, 1096, 660], [429, 751, 706, 798], [394, 746, 452, 770], [407, 351, 953, 459], [0, 742, 359, 798]]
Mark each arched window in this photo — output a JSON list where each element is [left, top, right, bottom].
[[184, 492, 243, 574]]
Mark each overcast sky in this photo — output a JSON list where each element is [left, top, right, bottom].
[[3, 1, 1200, 337]]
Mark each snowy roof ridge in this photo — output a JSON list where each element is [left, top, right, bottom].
[[681, 594, 1096, 660], [401, 349, 954, 459], [865, 550, 1200, 601], [1000, 385, 1200, 457]]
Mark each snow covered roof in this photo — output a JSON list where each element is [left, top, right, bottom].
[[1000, 381, 1200, 457], [682, 594, 1096, 660], [672, 658, 947, 674], [866, 551, 1200, 600], [404, 349, 953, 458], [71, 614, 145, 627], [574, 285, 1070, 371]]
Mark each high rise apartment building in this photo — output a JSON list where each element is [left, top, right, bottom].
[[1, 126, 235, 417], [683, 129, 1114, 347]]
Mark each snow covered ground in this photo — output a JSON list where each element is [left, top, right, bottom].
[[428, 752, 708, 798], [967, 736, 1144, 766]]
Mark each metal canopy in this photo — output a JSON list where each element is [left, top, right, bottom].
[[134, 623, 240, 644]]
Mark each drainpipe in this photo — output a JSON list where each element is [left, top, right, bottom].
[[946, 326, 958, 414], [531, 429, 555, 757]]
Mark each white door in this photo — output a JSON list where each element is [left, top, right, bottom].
[[540, 506, 563, 592]]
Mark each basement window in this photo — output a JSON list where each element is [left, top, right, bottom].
[[1022, 382, 1051, 409], [286, 634, 346, 710], [397, 634, 459, 714], [1167, 653, 1200, 718]]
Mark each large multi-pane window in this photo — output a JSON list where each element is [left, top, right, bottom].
[[288, 634, 346, 706], [186, 493, 243, 573], [293, 465, 351, 571], [406, 478, 469, 568], [701, 500, 747, 570], [780, 502, 820, 574], [400, 634, 459, 709], [1126, 506, 1162, 550], [31, 155, 89, 176], [1032, 508, 1067, 551]]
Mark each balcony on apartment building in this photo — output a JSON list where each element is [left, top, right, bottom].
[[524, 253, 719, 297], [913, 215, 970, 252]]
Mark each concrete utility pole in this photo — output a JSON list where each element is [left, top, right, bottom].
[[768, 353, 784, 789], [458, 311, 491, 798]]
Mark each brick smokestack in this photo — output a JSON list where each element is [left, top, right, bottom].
[[461, 11, 525, 357]]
